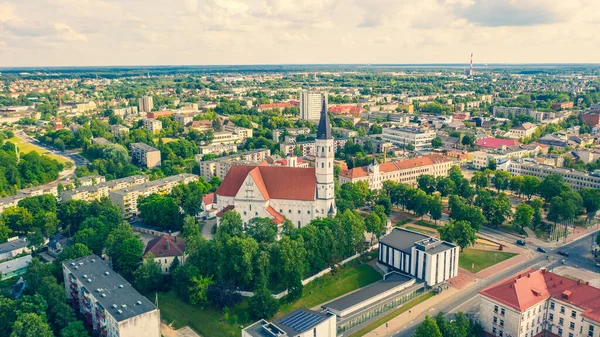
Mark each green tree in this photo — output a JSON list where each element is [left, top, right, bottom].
[[246, 218, 278, 244], [417, 175, 437, 194], [412, 189, 430, 218], [428, 194, 443, 224], [513, 203, 534, 230], [10, 313, 53, 337], [579, 188, 600, 223], [414, 315, 442, 337], [431, 137, 443, 148], [460, 133, 476, 149], [492, 170, 511, 192], [438, 220, 476, 251], [189, 275, 214, 305], [216, 211, 244, 240], [521, 176, 541, 200], [2, 206, 33, 235], [435, 177, 455, 197], [487, 193, 513, 227], [248, 286, 279, 320], [510, 176, 524, 195], [539, 175, 568, 201], [106, 223, 144, 276], [276, 236, 307, 299], [364, 213, 383, 246], [138, 194, 183, 230], [60, 321, 88, 337], [471, 171, 489, 189], [0, 296, 17, 337], [133, 253, 164, 293], [531, 198, 544, 230]]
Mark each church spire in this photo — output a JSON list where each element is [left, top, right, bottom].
[[316, 96, 332, 140]]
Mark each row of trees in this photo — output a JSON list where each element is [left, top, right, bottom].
[[415, 313, 482, 337], [0, 141, 64, 197]]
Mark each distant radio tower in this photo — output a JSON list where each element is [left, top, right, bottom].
[[467, 53, 474, 76]]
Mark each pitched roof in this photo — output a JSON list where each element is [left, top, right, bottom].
[[340, 154, 451, 179], [480, 269, 600, 321], [476, 137, 521, 148], [216, 205, 235, 217], [266, 206, 285, 224], [144, 234, 186, 258], [202, 192, 215, 205], [317, 99, 332, 140], [216, 165, 317, 201]]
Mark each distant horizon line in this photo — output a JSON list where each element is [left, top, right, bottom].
[[1, 62, 600, 71]]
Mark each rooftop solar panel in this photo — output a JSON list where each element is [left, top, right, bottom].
[[279, 310, 326, 333]]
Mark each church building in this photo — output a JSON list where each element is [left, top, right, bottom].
[[215, 101, 336, 228]]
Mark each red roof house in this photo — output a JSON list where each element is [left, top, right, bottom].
[[476, 137, 521, 149]]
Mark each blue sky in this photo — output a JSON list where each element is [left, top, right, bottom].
[[0, 0, 598, 66]]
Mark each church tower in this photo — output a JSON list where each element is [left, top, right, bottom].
[[315, 97, 336, 217]]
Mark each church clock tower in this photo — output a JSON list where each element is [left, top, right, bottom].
[[315, 97, 336, 217]]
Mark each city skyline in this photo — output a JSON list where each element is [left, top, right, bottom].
[[1, 0, 599, 67]]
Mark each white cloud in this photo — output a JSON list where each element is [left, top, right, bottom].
[[0, 0, 599, 66], [54, 22, 87, 41]]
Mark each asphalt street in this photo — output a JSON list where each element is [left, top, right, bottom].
[[391, 230, 599, 337]]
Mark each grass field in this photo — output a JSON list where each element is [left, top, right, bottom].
[[7, 136, 71, 164], [413, 220, 440, 229], [157, 291, 249, 337], [349, 292, 435, 337], [405, 226, 437, 236], [157, 262, 382, 337], [459, 248, 518, 273], [277, 263, 382, 317]]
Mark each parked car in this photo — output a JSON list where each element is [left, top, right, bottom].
[[557, 251, 570, 257], [516, 240, 527, 246], [537, 247, 547, 253]]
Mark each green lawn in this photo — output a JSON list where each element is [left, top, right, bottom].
[[413, 220, 440, 229], [405, 226, 437, 236], [493, 223, 527, 236], [349, 292, 435, 337], [7, 136, 71, 164], [157, 290, 250, 337], [157, 262, 382, 337], [459, 248, 518, 273], [277, 263, 382, 317]]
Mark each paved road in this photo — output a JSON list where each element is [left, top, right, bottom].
[[392, 230, 599, 337]]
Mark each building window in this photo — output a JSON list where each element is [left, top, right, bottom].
[[499, 331, 503, 337], [559, 318, 564, 326], [500, 320, 504, 327], [551, 302, 555, 310], [560, 306, 565, 314], [493, 317, 498, 324], [314, 328, 317, 337], [493, 327, 497, 334], [297, 221, 301, 228], [549, 313, 554, 321], [569, 334, 574, 337], [494, 305, 498, 313], [501, 308, 505, 316], [570, 322, 575, 330], [571, 310, 576, 318], [558, 328, 563, 336]]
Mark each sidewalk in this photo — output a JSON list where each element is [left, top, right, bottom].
[[363, 285, 472, 337], [523, 225, 598, 248]]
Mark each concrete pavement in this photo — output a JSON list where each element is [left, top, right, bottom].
[[368, 230, 600, 337]]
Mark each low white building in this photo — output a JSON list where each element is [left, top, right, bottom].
[[143, 235, 186, 273], [378, 228, 459, 287], [382, 126, 436, 151], [508, 122, 538, 139], [243, 309, 336, 337], [143, 118, 162, 133]]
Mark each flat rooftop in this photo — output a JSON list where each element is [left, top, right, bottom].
[[64, 255, 157, 322], [244, 309, 331, 337], [322, 273, 413, 313]]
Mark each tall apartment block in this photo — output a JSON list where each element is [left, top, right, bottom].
[[130, 143, 161, 169], [300, 90, 327, 121], [138, 96, 154, 113], [109, 174, 198, 218], [142, 118, 162, 134], [63, 255, 160, 337]]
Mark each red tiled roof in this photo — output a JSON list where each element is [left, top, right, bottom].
[[480, 269, 600, 322], [340, 154, 451, 179], [476, 137, 520, 149], [202, 193, 215, 205], [216, 165, 317, 201], [259, 103, 293, 109], [144, 234, 186, 258], [216, 205, 235, 217], [266, 206, 285, 224]]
